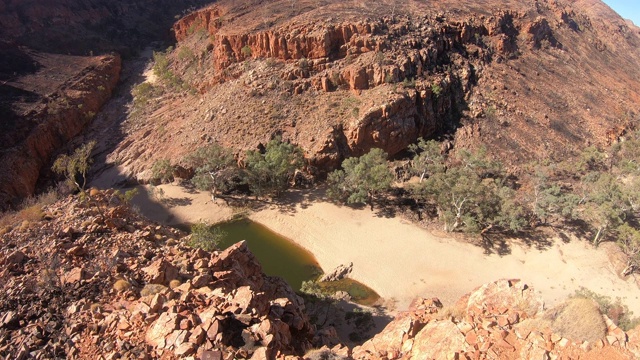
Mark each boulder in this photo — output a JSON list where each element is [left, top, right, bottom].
[[467, 279, 544, 319], [142, 259, 179, 285], [409, 321, 468, 359], [145, 312, 179, 348], [320, 262, 353, 282]]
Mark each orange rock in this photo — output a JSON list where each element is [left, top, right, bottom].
[[465, 331, 478, 345]]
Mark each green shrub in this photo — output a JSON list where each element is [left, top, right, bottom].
[[188, 222, 225, 251], [402, 77, 416, 88], [132, 82, 158, 105], [151, 159, 174, 184], [241, 45, 252, 57], [431, 83, 442, 96], [178, 47, 195, 61], [485, 105, 497, 119], [244, 137, 303, 197], [153, 50, 170, 77], [52, 141, 96, 192], [299, 57, 310, 71], [115, 188, 139, 204]]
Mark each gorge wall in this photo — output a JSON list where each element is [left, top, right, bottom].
[[99, 0, 640, 182], [0, 0, 211, 209], [0, 52, 121, 209]]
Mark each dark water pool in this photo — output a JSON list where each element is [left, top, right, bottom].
[[214, 219, 321, 291], [211, 219, 379, 304]]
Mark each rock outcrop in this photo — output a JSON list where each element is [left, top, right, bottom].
[[0, 0, 212, 55], [0, 0, 215, 209], [0, 191, 316, 359], [319, 263, 353, 282], [350, 279, 638, 359]]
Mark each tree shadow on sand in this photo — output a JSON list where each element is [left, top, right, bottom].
[[211, 187, 329, 216], [271, 187, 328, 215], [162, 196, 192, 208], [476, 228, 558, 256]]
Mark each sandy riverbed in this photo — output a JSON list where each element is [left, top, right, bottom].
[[131, 184, 640, 314]]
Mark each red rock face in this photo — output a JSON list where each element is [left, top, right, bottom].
[[0, 54, 121, 209], [174, 7, 382, 73]]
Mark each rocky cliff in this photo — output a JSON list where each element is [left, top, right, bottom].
[[98, 0, 640, 181], [0, 51, 121, 210], [0, 0, 215, 209], [0, 0, 211, 55]]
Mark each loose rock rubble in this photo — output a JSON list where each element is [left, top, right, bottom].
[[2, 193, 640, 359], [351, 279, 640, 360], [0, 190, 318, 359]]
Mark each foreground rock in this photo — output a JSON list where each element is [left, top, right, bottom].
[[3, 192, 640, 359], [0, 190, 316, 359], [320, 263, 353, 282], [351, 279, 639, 359]]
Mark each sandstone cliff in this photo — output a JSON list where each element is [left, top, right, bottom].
[[0, 0, 219, 209], [98, 0, 640, 181], [0, 0, 212, 55]]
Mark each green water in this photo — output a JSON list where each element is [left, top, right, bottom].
[[215, 219, 321, 291], [212, 219, 380, 305]]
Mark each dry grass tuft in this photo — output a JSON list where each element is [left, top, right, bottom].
[[140, 284, 168, 297], [37, 269, 59, 288], [304, 349, 349, 360], [435, 304, 466, 322], [515, 298, 606, 343], [546, 298, 606, 343], [0, 189, 58, 228], [169, 279, 182, 289], [21, 205, 44, 221], [19, 220, 31, 231], [0, 226, 11, 237], [113, 279, 132, 292], [515, 317, 552, 337]]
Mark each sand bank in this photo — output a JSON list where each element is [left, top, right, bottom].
[[134, 184, 640, 313]]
